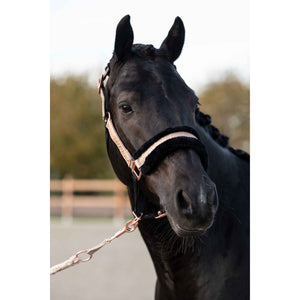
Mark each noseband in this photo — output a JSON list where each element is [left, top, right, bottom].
[[97, 65, 208, 183]]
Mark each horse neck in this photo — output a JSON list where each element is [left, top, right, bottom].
[[195, 123, 243, 190], [137, 215, 205, 296]]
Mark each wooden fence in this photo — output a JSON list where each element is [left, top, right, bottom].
[[50, 177, 131, 219]]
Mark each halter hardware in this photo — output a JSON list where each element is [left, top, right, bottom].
[[131, 164, 142, 181], [97, 65, 110, 121]]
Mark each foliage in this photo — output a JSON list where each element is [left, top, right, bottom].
[[50, 73, 249, 179], [197, 74, 250, 153], [50, 75, 115, 179]]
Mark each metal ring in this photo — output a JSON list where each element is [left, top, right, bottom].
[[131, 165, 142, 181], [124, 219, 139, 232], [74, 250, 93, 263]]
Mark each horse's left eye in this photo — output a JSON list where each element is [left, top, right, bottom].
[[119, 104, 133, 114]]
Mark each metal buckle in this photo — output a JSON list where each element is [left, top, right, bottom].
[[98, 67, 110, 120], [97, 76, 103, 95], [97, 67, 110, 93], [106, 213, 141, 241], [154, 211, 167, 219], [131, 164, 142, 181]]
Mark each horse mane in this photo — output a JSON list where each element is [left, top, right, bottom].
[[195, 108, 250, 162]]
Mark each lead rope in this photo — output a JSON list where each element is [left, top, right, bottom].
[[50, 209, 166, 275], [50, 213, 141, 275]]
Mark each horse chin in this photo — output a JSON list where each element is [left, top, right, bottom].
[[167, 216, 210, 237]]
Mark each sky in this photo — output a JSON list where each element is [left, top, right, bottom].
[[51, 0, 249, 91]]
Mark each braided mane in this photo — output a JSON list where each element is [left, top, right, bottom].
[[195, 108, 249, 162]]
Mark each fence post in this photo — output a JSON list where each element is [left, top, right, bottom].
[[61, 175, 74, 224]]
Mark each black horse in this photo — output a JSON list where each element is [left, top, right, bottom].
[[100, 15, 249, 300]]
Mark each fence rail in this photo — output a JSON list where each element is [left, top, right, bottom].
[[50, 177, 130, 219]]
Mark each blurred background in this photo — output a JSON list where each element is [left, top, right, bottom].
[[50, 0, 249, 299]]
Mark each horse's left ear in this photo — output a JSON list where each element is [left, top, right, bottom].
[[160, 17, 185, 63]]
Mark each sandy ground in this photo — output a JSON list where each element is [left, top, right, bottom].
[[50, 218, 157, 300]]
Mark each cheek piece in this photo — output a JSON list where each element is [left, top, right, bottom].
[[98, 65, 208, 216]]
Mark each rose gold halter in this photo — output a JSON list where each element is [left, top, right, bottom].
[[97, 66, 199, 181]]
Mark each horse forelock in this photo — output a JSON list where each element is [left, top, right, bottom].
[[108, 43, 168, 78], [131, 44, 157, 58]]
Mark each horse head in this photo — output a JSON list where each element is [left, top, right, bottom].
[[104, 15, 218, 237]]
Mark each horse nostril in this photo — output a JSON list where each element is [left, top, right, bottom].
[[176, 190, 193, 215]]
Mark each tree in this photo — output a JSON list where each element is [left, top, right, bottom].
[[50, 75, 115, 179], [197, 74, 250, 153]]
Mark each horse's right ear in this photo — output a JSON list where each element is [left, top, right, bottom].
[[114, 15, 134, 61]]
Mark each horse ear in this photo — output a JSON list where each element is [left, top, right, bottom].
[[160, 17, 185, 62], [114, 15, 134, 61]]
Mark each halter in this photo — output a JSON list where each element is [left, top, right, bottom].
[[98, 64, 208, 177], [97, 64, 208, 216]]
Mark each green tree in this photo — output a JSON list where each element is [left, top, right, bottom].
[[197, 74, 250, 153], [50, 75, 115, 179]]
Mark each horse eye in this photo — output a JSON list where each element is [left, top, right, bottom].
[[119, 104, 133, 114]]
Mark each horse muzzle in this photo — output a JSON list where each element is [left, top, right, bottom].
[[168, 182, 218, 237], [150, 150, 219, 237]]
